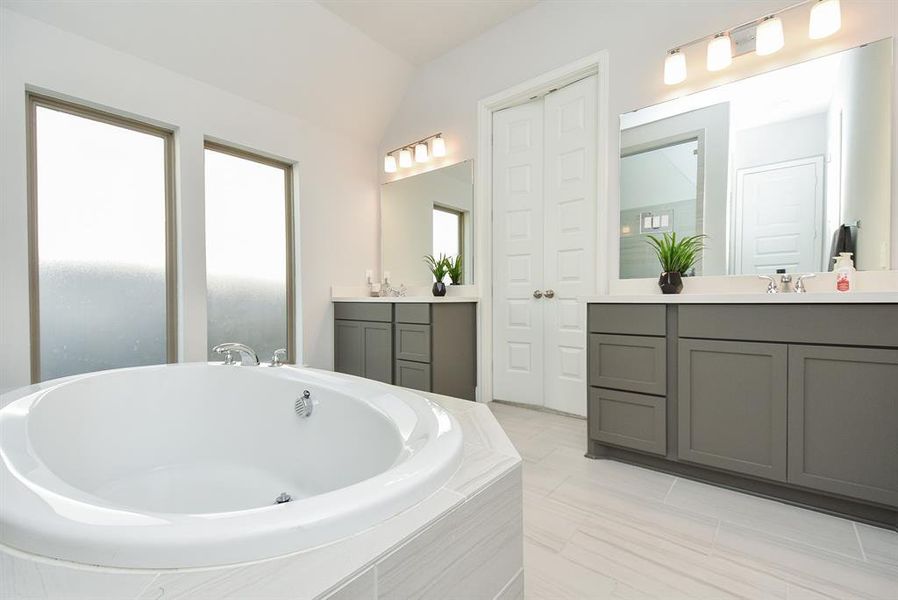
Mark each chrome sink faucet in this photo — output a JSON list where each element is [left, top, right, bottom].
[[212, 343, 260, 366], [758, 274, 780, 294], [758, 271, 816, 294]]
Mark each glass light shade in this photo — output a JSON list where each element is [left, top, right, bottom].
[[384, 154, 397, 173], [432, 135, 446, 157], [809, 0, 841, 39], [414, 142, 429, 163], [756, 17, 784, 56], [707, 34, 732, 71], [398, 148, 412, 168], [664, 51, 687, 85]]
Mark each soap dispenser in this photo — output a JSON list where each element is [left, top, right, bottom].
[[833, 252, 855, 292]]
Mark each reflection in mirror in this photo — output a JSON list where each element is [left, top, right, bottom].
[[619, 38, 892, 279], [381, 160, 473, 286]]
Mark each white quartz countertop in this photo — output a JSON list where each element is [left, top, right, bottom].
[[581, 292, 898, 304], [332, 296, 479, 303]]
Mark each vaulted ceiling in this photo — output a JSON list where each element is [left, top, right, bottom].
[[3, 0, 539, 143]]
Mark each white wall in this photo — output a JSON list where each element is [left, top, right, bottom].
[[734, 112, 828, 170], [0, 10, 379, 390], [830, 39, 893, 269], [379, 0, 898, 286]]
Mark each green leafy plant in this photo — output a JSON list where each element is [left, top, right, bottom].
[[445, 254, 463, 285], [423, 253, 450, 283], [645, 232, 708, 275]]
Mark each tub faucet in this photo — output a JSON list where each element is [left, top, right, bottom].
[[212, 343, 260, 366]]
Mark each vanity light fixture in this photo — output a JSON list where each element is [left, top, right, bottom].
[[664, 50, 687, 85], [706, 33, 733, 72], [756, 16, 785, 56], [662, 0, 842, 85], [809, 0, 841, 39], [431, 134, 446, 157], [383, 133, 446, 173], [414, 142, 429, 163]]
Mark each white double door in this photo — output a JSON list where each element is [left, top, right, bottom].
[[492, 75, 597, 416]]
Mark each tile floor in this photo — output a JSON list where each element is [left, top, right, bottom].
[[487, 401, 898, 600]]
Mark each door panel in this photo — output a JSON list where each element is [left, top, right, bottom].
[[736, 157, 824, 274], [361, 322, 393, 384], [334, 320, 362, 376], [542, 76, 597, 416], [678, 339, 788, 481], [788, 345, 898, 507], [492, 100, 545, 405]]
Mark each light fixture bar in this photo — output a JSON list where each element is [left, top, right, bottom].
[[385, 132, 443, 158], [663, 0, 815, 57]]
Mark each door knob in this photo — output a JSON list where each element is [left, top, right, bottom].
[[533, 290, 543, 299], [544, 289, 555, 299]]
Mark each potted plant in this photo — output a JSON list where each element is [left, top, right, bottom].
[[645, 232, 707, 294], [446, 254, 463, 285], [423, 254, 449, 297]]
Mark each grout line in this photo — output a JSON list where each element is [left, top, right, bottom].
[[852, 521, 868, 562], [661, 477, 677, 504]]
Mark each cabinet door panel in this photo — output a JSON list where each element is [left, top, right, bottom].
[[788, 345, 898, 507], [334, 320, 363, 376], [678, 339, 787, 481], [361, 322, 393, 384]]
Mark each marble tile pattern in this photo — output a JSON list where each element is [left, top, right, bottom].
[[0, 394, 522, 600], [488, 401, 898, 600]]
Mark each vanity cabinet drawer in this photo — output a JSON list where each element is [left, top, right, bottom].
[[394, 303, 431, 324], [588, 304, 666, 336], [588, 388, 666, 456], [395, 323, 431, 363], [395, 360, 431, 392], [588, 334, 666, 396], [334, 302, 392, 323], [679, 304, 898, 348]]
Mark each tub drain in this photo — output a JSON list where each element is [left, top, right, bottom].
[[274, 492, 292, 504]]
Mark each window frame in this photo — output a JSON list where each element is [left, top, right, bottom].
[[433, 204, 464, 276], [203, 141, 296, 364], [26, 93, 178, 383]]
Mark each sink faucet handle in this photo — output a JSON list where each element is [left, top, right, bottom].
[[795, 272, 817, 294], [758, 274, 778, 294], [270, 348, 288, 367]]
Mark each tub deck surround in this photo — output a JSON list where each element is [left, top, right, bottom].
[[585, 300, 898, 528], [0, 375, 522, 600]]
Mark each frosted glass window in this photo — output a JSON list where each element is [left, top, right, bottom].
[[433, 206, 461, 260], [32, 101, 172, 381], [205, 147, 291, 362]]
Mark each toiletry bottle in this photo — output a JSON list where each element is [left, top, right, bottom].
[[833, 252, 855, 292]]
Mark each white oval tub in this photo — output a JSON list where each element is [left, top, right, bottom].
[[0, 363, 463, 568]]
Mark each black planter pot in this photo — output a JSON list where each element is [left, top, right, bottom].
[[658, 272, 683, 294], [432, 281, 447, 297]]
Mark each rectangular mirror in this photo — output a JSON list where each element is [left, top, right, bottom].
[[381, 160, 473, 286], [619, 38, 892, 278]]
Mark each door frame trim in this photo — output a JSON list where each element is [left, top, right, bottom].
[[475, 51, 610, 404]]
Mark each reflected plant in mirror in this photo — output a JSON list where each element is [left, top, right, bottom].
[[619, 38, 892, 280], [446, 254, 463, 285], [646, 233, 708, 294]]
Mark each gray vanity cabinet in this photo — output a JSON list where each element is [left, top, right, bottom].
[[788, 344, 898, 507], [334, 301, 477, 400], [678, 339, 788, 482], [334, 320, 393, 384]]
